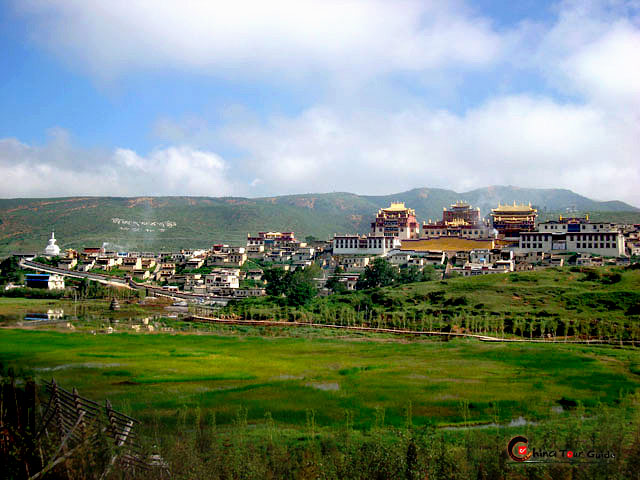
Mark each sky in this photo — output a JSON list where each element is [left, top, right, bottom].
[[0, 0, 639, 206]]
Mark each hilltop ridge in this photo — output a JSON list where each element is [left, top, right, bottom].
[[1, 186, 638, 255]]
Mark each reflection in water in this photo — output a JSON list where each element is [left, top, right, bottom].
[[1, 300, 187, 333], [24, 309, 65, 322]]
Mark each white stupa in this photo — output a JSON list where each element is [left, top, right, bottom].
[[44, 232, 61, 256]]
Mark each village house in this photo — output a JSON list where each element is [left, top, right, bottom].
[[57, 257, 77, 270], [244, 269, 264, 281], [25, 273, 65, 290], [205, 269, 240, 291], [95, 256, 120, 270], [120, 256, 142, 271], [335, 255, 371, 272], [451, 262, 512, 277], [185, 257, 204, 270], [156, 262, 176, 282], [76, 260, 95, 272], [292, 247, 315, 262]]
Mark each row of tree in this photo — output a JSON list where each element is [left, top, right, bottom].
[[261, 259, 436, 306]]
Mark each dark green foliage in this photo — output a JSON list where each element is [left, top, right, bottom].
[[356, 258, 398, 289], [155, 398, 640, 480], [356, 258, 434, 290], [602, 272, 622, 284], [0, 287, 67, 299], [263, 265, 319, 306], [263, 268, 288, 297], [287, 279, 316, 307], [326, 268, 348, 294], [443, 295, 468, 307], [583, 268, 601, 281], [0, 256, 24, 284], [32, 256, 61, 266]]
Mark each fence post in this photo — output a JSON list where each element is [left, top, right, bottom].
[[72, 388, 86, 435]]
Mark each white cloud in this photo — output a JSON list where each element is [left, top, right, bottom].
[[215, 96, 639, 205], [2, 92, 639, 206], [562, 23, 640, 107], [533, 1, 640, 108], [14, 0, 504, 81], [3, 0, 639, 207], [0, 137, 233, 197]]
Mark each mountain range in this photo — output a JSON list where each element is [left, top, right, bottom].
[[1, 186, 638, 256]]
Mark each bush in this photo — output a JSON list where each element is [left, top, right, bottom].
[[582, 269, 601, 281], [443, 296, 468, 307], [0, 287, 67, 299], [601, 272, 622, 284]]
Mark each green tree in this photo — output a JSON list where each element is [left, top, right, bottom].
[[356, 258, 397, 290], [263, 265, 318, 305], [79, 277, 90, 298], [285, 268, 317, 306], [326, 266, 347, 294], [0, 256, 24, 285], [263, 268, 288, 296]]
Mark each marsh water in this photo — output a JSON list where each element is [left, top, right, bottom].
[[0, 298, 188, 331]]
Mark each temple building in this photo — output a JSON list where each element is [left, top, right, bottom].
[[490, 202, 537, 239], [442, 201, 481, 225], [518, 216, 626, 257], [44, 232, 61, 257], [332, 234, 400, 256], [422, 201, 489, 239], [371, 202, 419, 239]]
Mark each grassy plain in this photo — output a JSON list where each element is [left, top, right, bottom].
[[1, 328, 638, 431], [230, 266, 640, 341]]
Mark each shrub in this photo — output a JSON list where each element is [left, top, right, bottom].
[[601, 272, 622, 284]]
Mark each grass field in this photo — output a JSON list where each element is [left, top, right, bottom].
[[1, 328, 638, 431], [229, 266, 640, 342]]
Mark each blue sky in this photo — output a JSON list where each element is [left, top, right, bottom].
[[0, 1, 639, 206]]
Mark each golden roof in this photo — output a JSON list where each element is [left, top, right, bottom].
[[384, 202, 407, 211], [491, 201, 537, 213], [380, 202, 415, 215], [401, 238, 494, 252]]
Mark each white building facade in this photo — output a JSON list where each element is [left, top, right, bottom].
[[518, 221, 625, 257], [332, 235, 401, 256]]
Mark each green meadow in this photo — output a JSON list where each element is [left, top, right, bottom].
[[227, 266, 640, 341], [1, 328, 638, 430]]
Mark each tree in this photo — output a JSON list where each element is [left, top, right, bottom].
[[263, 268, 288, 296], [0, 256, 25, 285], [305, 235, 318, 244], [263, 265, 318, 306], [356, 258, 397, 290], [79, 278, 90, 298], [325, 266, 347, 294], [287, 279, 316, 307], [285, 267, 318, 306]]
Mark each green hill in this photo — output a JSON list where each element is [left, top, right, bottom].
[[0, 186, 638, 255]]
